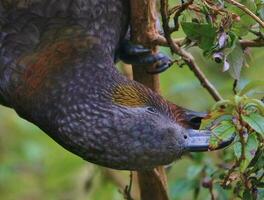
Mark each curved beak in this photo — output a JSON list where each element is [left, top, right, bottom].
[[185, 129, 235, 152]]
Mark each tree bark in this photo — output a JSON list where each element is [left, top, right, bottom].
[[129, 1, 169, 200]]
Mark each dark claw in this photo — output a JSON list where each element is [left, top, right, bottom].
[[118, 40, 173, 74], [120, 40, 151, 56], [147, 62, 172, 74], [133, 52, 171, 66], [147, 53, 173, 74], [185, 129, 235, 152]]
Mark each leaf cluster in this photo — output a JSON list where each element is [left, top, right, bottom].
[[172, 0, 264, 80], [200, 81, 264, 199], [162, 0, 264, 199]]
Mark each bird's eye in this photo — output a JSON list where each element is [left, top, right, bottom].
[[146, 107, 157, 113]]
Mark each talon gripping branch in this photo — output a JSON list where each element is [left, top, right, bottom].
[[0, 0, 232, 170]]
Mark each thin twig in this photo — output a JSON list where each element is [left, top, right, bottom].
[[224, 0, 264, 28], [233, 79, 238, 95], [203, 0, 228, 15], [222, 162, 239, 187], [222, 110, 246, 187], [249, 29, 264, 39], [173, 0, 194, 32], [240, 39, 264, 48], [124, 172, 134, 200], [152, 35, 264, 48], [209, 184, 216, 200], [152, 35, 184, 46], [160, 0, 223, 101]]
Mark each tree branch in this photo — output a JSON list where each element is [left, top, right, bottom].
[[224, 0, 264, 28], [160, 0, 223, 101], [129, 1, 169, 200], [153, 36, 264, 48], [239, 39, 264, 48]]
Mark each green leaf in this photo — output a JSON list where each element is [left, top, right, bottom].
[[170, 179, 196, 199], [240, 134, 259, 172], [258, 188, 264, 200], [234, 135, 259, 172], [200, 100, 235, 129], [234, 95, 245, 105], [251, 147, 264, 170], [212, 99, 235, 111], [223, 32, 238, 53], [242, 99, 264, 115], [200, 111, 233, 130], [243, 0, 257, 12], [186, 165, 203, 180], [209, 121, 236, 149], [238, 80, 264, 96], [234, 141, 242, 159], [226, 43, 244, 79], [231, 15, 255, 36], [230, 0, 257, 36], [242, 113, 264, 137], [214, 183, 230, 200], [258, 8, 264, 20], [181, 22, 217, 51], [243, 189, 253, 200]]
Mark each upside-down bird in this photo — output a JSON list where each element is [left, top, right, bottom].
[[0, 0, 233, 170]]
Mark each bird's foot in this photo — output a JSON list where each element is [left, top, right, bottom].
[[117, 39, 172, 74]]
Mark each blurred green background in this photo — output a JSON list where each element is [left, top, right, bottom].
[[0, 45, 263, 200]]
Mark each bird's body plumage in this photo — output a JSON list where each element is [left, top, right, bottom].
[[0, 0, 232, 170]]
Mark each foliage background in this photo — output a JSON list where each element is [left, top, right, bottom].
[[0, 1, 263, 200]]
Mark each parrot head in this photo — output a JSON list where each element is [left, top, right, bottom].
[[92, 81, 234, 169]]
